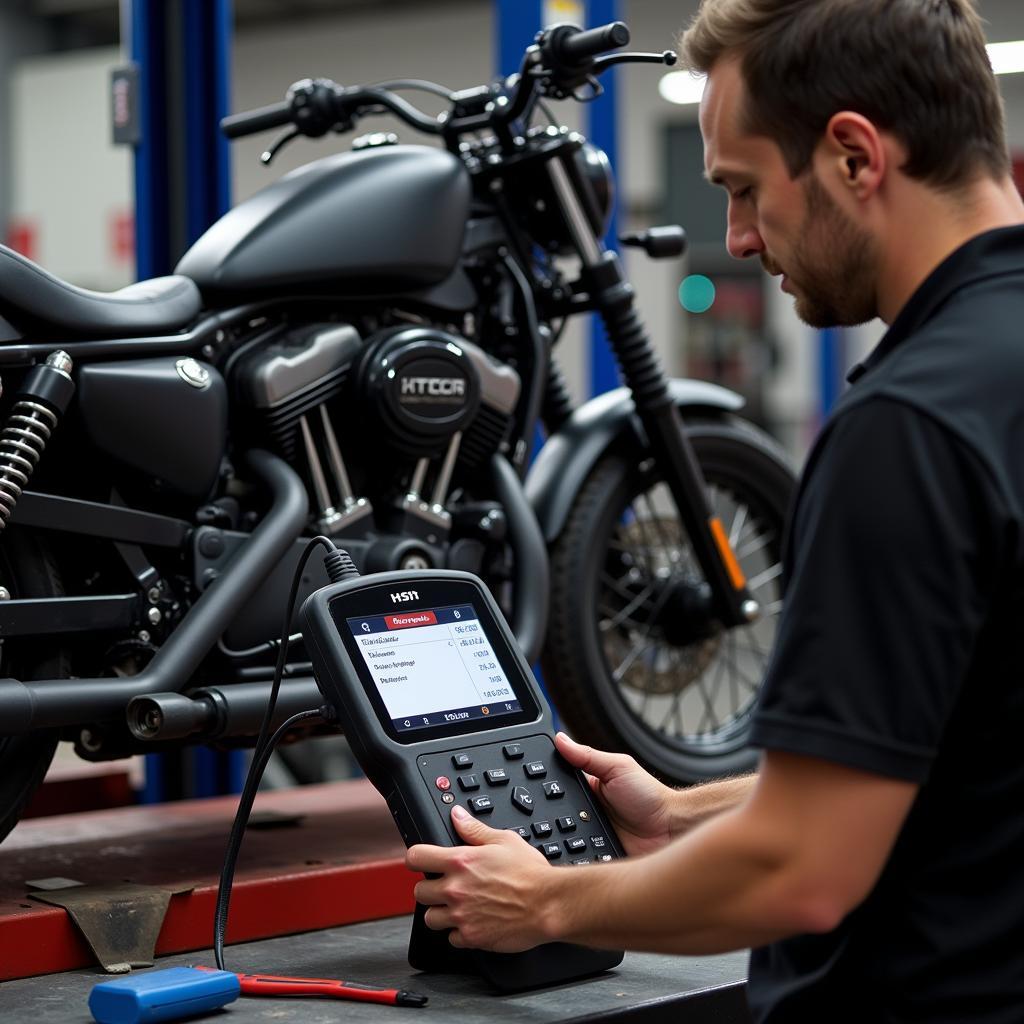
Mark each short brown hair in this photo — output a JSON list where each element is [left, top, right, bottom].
[[680, 0, 1010, 190]]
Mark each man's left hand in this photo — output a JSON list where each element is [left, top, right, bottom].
[[406, 804, 555, 953]]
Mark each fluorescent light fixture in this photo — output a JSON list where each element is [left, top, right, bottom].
[[659, 40, 1024, 106], [659, 71, 706, 106], [987, 40, 1024, 76]]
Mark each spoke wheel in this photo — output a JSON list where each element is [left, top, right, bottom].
[[543, 417, 794, 783]]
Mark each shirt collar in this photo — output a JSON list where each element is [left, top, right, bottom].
[[847, 224, 1024, 384]]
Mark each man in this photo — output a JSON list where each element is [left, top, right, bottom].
[[407, 1, 1024, 1019]]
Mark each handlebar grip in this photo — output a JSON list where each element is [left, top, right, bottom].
[[221, 100, 293, 139], [557, 21, 630, 63]]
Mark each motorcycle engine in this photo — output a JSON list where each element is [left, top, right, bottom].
[[235, 321, 521, 491], [357, 325, 520, 468], [227, 321, 521, 646]]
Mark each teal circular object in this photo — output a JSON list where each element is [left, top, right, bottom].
[[678, 274, 716, 314]]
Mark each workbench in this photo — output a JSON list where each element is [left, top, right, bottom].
[[1, 914, 750, 1022], [0, 779, 750, 1021]]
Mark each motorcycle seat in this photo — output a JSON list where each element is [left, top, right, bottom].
[[0, 244, 202, 338]]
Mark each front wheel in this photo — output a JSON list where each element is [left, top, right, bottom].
[[542, 416, 795, 784]]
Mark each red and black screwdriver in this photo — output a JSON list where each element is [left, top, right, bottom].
[[195, 966, 428, 1007]]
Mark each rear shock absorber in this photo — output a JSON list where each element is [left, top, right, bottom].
[[0, 351, 76, 531]]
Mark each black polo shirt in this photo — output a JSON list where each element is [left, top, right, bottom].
[[746, 226, 1024, 1023]]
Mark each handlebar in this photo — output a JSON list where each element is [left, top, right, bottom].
[[222, 100, 292, 139], [550, 21, 630, 65], [220, 21, 664, 150]]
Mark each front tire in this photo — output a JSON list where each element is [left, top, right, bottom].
[[542, 416, 794, 784]]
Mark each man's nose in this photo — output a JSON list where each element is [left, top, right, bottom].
[[726, 212, 764, 260]]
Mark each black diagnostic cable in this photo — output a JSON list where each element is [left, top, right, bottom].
[[213, 535, 357, 971], [212, 704, 322, 971]]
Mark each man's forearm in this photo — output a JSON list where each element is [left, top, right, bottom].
[[668, 773, 757, 836], [533, 753, 915, 956], [539, 803, 814, 956]]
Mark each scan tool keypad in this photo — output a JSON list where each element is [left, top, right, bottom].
[[418, 735, 619, 864]]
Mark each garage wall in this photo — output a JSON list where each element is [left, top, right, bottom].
[[9, 46, 132, 290], [7, 0, 1024, 453], [231, 1, 495, 201]]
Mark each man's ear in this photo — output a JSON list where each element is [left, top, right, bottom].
[[821, 112, 885, 199]]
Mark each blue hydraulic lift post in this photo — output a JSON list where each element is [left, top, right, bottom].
[[495, 0, 545, 467], [496, 1, 622, 401], [496, 0, 544, 79], [818, 327, 844, 420], [181, 0, 238, 798], [585, 0, 622, 398], [129, 0, 168, 804], [494, 0, 556, 719], [182, 0, 233, 247], [129, 0, 168, 287], [130, 0, 240, 801]]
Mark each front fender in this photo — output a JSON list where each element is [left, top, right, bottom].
[[525, 380, 744, 544]]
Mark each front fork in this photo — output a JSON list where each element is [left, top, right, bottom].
[[547, 154, 759, 629]]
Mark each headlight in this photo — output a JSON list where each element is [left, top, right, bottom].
[[574, 142, 615, 237], [508, 139, 618, 255]]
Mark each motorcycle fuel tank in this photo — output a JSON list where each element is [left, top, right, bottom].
[[176, 145, 471, 299]]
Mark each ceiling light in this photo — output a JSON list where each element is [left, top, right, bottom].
[[658, 40, 1024, 106], [658, 71, 706, 106], [987, 40, 1024, 76]]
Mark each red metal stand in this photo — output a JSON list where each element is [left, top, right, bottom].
[[0, 780, 414, 981], [24, 759, 136, 819]]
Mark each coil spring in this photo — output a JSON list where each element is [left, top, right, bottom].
[[0, 400, 56, 530]]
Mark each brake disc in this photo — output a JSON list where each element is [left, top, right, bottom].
[[602, 518, 721, 695], [605, 626, 720, 695]]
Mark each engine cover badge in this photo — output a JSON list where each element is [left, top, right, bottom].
[[360, 327, 482, 456], [395, 359, 469, 419]]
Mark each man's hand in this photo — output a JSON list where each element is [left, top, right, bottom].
[[406, 805, 555, 952], [555, 732, 678, 856], [408, 749, 918, 958]]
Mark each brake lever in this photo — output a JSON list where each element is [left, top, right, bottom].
[[571, 76, 604, 103], [260, 128, 300, 165], [541, 49, 677, 100], [591, 50, 677, 74]]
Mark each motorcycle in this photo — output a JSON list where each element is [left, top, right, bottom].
[[0, 21, 794, 844]]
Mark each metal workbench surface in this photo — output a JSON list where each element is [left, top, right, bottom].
[[1, 914, 751, 1023]]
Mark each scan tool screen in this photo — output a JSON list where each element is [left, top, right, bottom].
[[346, 604, 522, 735]]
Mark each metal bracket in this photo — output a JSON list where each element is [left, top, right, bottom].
[[10, 491, 191, 547], [29, 881, 188, 973], [115, 542, 161, 593]]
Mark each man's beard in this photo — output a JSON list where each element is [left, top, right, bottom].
[[770, 177, 878, 329]]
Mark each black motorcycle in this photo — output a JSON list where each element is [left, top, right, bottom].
[[0, 21, 794, 843]]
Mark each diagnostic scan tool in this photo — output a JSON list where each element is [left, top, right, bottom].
[[300, 569, 625, 991]]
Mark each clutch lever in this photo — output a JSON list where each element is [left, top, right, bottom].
[[260, 128, 300, 165], [544, 50, 676, 100], [591, 50, 677, 74]]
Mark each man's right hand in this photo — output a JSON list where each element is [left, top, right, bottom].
[[555, 732, 678, 857]]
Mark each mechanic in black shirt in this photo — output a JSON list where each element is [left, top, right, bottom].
[[406, 1, 1024, 1019]]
